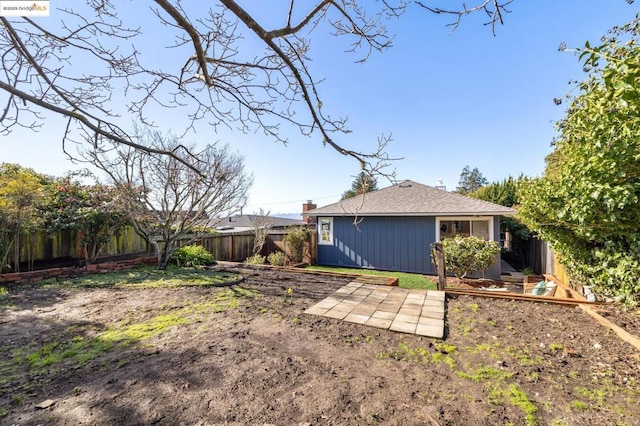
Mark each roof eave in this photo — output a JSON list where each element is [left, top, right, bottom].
[[304, 211, 515, 217]]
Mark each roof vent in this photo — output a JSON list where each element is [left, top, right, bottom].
[[398, 182, 412, 188]]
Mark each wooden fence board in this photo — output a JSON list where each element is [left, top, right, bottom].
[[5, 226, 316, 271]]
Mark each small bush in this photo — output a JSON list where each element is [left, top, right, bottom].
[[172, 245, 214, 267], [267, 251, 288, 266], [440, 236, 501, 278], [245, 253, 266, 265], [284, 226, 310, 263]]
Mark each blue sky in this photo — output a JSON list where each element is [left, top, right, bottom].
[[2, 1, 637, 215]]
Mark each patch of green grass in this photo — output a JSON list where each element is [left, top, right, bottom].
[[575, 386, 608, 406], [344, 334, 375, 346], [101, 313, 188, 344], [458, 318, 475, 336], [11, 393, 25, 405], [13, 335, 115, 373], [549, 343, 564, 351], [397, 342, 430, 363], [528, 371, 540, 382], [375, 350, 403, 361], [304, 266, 436, 289], [508, 384, 538, 426], [434, 343, 457, 354], [466, 342, 501, 354], [376, 342, 432, 364], [505, 345, 542, 367], [39, 265, 242, 289], [0, 407, 7, 417], [103, 287, 254, 344], [466, 303, 480, 313], [569, 400, 589, 411], [4, 285, 254, 392], [456, 365, 514, 382]]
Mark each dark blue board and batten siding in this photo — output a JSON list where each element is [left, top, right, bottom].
[[316, 215, 502, 279], [317, 216, 437, 274]]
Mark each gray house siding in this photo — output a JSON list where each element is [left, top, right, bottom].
[[487, 216, 502, 279], [317, 215, 503, 279], [317, 216, 436, 274]]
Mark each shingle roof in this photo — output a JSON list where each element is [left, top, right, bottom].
[[214, 214, 304, 232], [305, 180, 515, 217]]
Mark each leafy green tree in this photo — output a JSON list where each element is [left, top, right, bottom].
[[441, 236, 501, 279], [284, 226, 311, 263], [0, 163, 49, 272], [456, 166, 488, 195], [40, 173, 128, 265], [341, 172, 378, 200], [470, 176, 519, 207], [518, 18, 640, 301]]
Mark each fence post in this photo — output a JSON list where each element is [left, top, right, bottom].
[[431, 242, 447, 291]]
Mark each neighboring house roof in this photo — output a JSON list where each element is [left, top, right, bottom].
[[214, 214, 304, 233], [305, 180, 516, 217]]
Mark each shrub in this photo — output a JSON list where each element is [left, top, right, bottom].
[[284, 226, 310, 263], [441, 236, 501, 279], [171, 245, 214, 267], [245, 253, 266, 265], [267, 251, 288, 266]]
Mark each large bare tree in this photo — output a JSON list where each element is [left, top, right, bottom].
[[86, 128, 252, 269], [0, 1, 517, 176]]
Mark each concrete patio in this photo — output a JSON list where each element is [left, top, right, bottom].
[[304, 281, 445, 338]]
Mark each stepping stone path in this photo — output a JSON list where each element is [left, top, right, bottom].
[[304, 281, 445, 338]]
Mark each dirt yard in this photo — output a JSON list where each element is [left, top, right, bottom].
[[1, 266, 640, 425]]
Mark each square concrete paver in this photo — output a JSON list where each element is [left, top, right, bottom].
[[371, 311, 396, 320], [324, 308, 353, 320], [304, 281, 446, 338], [397, 308, 421, 317], [365, 317, 393, 329], [395, 313, 420, 323], [344, 313, 371, 324], [416, 324, 444, 338], [304, 305, 331, 316], [351, 305, 379, 316], [389, 320, 417, 334]]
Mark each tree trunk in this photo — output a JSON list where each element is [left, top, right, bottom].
[[154, 241, 171, 270]]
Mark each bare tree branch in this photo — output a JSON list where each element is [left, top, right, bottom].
[[416, 0, 513, 35], [2, 1, 526, 183], [83, 126, 252, 269]]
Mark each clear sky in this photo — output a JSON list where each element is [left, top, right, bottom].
[[2, 1, 637, 216]]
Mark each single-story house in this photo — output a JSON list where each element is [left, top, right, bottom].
[[303, 180, 516, 279], [213, 214, 304, 234]]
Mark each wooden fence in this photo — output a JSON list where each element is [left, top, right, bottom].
[[5, 226, 317, 272], [184, 229, 317, 264], [6, 226, 150, 272]]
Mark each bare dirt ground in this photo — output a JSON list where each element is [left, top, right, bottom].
[[1, 266, 640, 425]]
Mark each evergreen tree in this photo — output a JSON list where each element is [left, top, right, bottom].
[[341, 172, 378, 200], [456, 166, 488, 195]]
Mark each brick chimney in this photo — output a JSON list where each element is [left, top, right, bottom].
[[302, 200, 317, 224]]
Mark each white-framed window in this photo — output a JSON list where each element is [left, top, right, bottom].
[[318, 217, 333, 245], [436, 217, 493, 241]]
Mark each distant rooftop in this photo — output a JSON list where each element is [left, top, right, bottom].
[[213, 214, 304, 233]]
